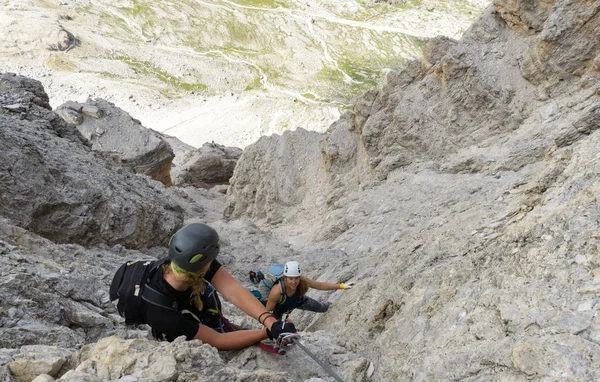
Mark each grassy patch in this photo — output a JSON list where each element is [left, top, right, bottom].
[[300, 92, 318, 101], [431, 0, 484, 17], [221, 18, 261, 45], [316, 66, 346, 88], [97, 12, 138, 40], [68, 0, 482, 106], [339, 60, 378, 81], [98, 71, 122, 81], [114, 1, 162, 39], [275, 121, 289, 133], [226, 0, 290, 8], [244, 76, 263, 91], [355, 0, 423, 13], [117, 56, 208, 94], [260, 64, 281, 80], [117, 0, 154, 17]]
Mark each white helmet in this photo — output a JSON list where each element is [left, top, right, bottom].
[[284, 261, 301, 277]]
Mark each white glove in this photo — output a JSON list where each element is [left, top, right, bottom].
[[339, 282, 355, 289]]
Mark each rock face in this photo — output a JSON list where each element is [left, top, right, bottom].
[[0, 218, 146, 351], [225, 0, 600, 380], [171, 142, 243, 189], [226, 0, 600, 226], [0, 73, 183, 247], [55, 99, 175, 185]]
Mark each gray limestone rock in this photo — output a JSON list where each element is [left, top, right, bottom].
[[224, 1, 600, 380], [518, 0, 600, 91], [171, 142, 242, 189], [31, 375, 54, 382], [0, 73, 183, 248], [8, 346, 72, 382], [225, 129, 330, 224], [493, 0, 555, 33], [55, 99, 175, 185]]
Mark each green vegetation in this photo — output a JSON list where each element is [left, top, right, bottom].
[[339, 60, 379, 83], [355, 0, 423, 11], [99, 71, 122, 81], [244, 76, 263, 91], [117, 56, 208, 94], [275, 122, 289, 133], [97, 11, 141, 41], [300, 93, 317, 101], [117, 0, 154, 17], [226, 0, 290, 9], [430, 0, 483, 18], [222, 19, 258, 43], [316, 66, 345, 87], [257, 63, 282, 81]]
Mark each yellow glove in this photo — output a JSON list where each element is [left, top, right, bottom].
[[339, 282, 355, 289]]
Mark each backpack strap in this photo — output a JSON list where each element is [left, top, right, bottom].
[[142, 284, 177, 311], [278, 279, 286, 304], [147, 257, 169, 277], [259, 278, 271, 290], [141, 258, 177, 311]]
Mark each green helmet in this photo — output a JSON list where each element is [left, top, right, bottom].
[[168, 223, 220, 273]]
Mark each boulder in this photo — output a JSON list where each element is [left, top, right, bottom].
[[55, 99, 174, 185], [8, 345, 72, 382], [172, 142, 242, 189]]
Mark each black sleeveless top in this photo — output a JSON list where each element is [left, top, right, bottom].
[[273, 287, 302, 318]]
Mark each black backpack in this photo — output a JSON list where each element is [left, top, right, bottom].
[[109, 258, 176, 325]]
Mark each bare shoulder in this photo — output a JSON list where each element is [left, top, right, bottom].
[[270, 282, 282, 295]]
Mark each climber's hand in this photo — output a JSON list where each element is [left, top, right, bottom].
[[339, 282, 355, 289], [267, 320, 297, 340]]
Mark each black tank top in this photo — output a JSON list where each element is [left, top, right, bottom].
[[274, 287, 302, 317]]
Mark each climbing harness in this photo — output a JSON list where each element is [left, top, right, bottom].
[[295, 340, 344, 382]]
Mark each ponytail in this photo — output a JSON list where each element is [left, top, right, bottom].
[[164, 262, 211, 310]]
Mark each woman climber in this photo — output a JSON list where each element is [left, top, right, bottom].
[[263, 261, 355, 320], [142, 223, 296, 350]]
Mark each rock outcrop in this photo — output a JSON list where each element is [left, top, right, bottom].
[[0, 73, 182, 247], [171, 142, 242, 189], [55, 99, 175, 185], [226, 0, 600, 230]]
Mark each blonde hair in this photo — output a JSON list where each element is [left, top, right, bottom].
[[164, 262, 211, 311], [299, 276, 309, 296]]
